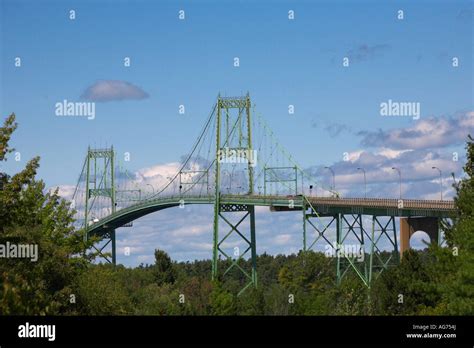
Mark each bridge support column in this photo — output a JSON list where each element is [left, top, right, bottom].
[[336, 213, 341, 284], [336, 214, 371, 287], [212, 204, 257, 296], [366, 216, 399, 283], [81, 147, 117, 265], [303, 212, 338, 254], [211, 94, 256, 295], [302, 201, 307, 252], [111, 229, 116, 265], [92, 229, 116, 265], [400, 217, 439, 257], [303, 205, 401, 287]]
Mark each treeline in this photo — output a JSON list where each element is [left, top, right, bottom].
[[67, 246, 472, 315], [1, 113, 473, 315]]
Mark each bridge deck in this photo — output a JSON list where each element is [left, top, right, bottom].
[[85, 194, 455, 237]]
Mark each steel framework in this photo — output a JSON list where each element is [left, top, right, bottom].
[[83, 147, 116, 264], [212, 94, 258, 295], [75, 95, 454, 294], [303, 195, 399, 287]]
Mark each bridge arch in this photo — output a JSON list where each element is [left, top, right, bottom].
[[400, 217, 439, 256], [409, 230, 431, 250]]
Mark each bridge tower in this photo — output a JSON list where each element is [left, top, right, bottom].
[[83, 147, 117, 264], [212, 94, 257, 295]]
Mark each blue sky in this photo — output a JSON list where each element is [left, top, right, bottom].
[[1, 0, 472, 266]]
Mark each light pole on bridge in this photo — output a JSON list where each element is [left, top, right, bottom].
[[166, 176, 177, 196], [432, 166, 443, 201], [391, 167, 402, 200], [146, 184, 155, 199], [222, 170, 232, 193], [357, 167, 367, 198], [324, 166, 336, 196]]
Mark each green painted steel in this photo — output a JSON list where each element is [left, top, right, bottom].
[[246, 95, 254, 195], [84, 146, 90, 243], [76, 95, 457, 291], [83, 147, 116, 264], [86, 194, 454, 237], [212, 96, 222, 281], [302, 200, 307, 252], [212, 94, 258, 295]]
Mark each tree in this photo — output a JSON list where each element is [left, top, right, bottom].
[[371, 250, 439, 315], [278, 251, 334, 293], [431, 135, 474, 314], [210, 283, 237, 315], [152, 249, 176, 285], [74, 265, 133, 315], [0, 113, 92, 314], [371, 136, 474, 315]]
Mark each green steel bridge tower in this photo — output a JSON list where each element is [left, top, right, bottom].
[[82, 147, 117, 264], [212, 94, 257, 295]]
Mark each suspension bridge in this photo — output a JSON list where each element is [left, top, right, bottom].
[[71, 94, 455, 295]]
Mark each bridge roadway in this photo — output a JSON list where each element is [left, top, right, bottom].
[[86, 194, 455, 237]]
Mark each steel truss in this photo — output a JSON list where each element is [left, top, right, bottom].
[[212, 94, 257, 295], [303, 196, 399, 287], [84, 147, 117, 265], [214, 203, 257, 296]]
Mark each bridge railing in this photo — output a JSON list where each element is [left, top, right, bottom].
[[89, 193, 456, 230], [305, 196, 455, 211]]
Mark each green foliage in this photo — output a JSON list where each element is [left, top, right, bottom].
[[0, 113, 94, 315], [429, 135, 474, 314], [278, 251, 334, 292], [1, 113, 472, 316], [237, 287, 265, 315], [262, 284, 291, 315], [371, 250, 440, 315], [177, 276, 213, 315], [152, 249, 176, 285], [210, 283, 237, 315], [372, 136, 474, 316], [74, 265, 133, 315], [0, 113, 17, 162], [133, 283, 184, 315]]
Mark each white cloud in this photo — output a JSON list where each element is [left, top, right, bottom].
[[170, 223, 212, 238], [81, 80, 149, 102], [358, 112, 474, 150], [375, 148, 412, 159], [136, 255, 155, 264], [137, 162, 181, 180], [51, 184, 75, 200], [273, 234, 293, 245]]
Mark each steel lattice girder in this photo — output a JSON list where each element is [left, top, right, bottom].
[[367, 216, 399, 282], [303, 210, 400, 287], [89, 188, 113, 198], [218, 98, 248, 109], [84, 147, 116, 265], [336, 214, 370, 286], [88, 149, 114, 159], [91, 229, 116, 264], [212, 95, 256, 296], [215, 204, 257, 296]]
